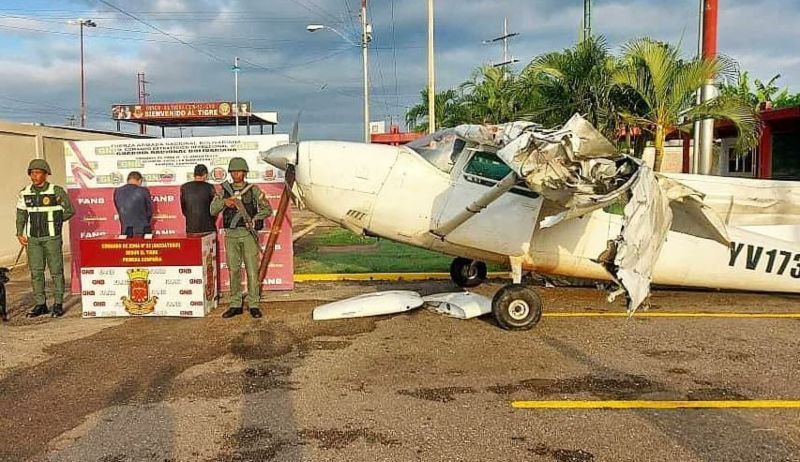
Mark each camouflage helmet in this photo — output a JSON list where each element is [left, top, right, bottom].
[[27, 159, 52, 175], [228, 157, 249, 172]]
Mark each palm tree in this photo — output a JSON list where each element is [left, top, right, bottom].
[[405, 88, 467, 132], [614, 38, 761, 171], [459, 65, 526, 124], [519, 36, 625, 138]]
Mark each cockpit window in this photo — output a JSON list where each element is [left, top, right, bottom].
[[405, 129, 466, 173], [462, 150, 540, 199], [464, 150, 512, 181]]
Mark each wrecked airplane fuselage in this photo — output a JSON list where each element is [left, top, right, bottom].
[[445, 114, 732, 313], [263, 114, 800, 327]]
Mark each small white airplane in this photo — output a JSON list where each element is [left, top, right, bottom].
[[262, 114, 800, 330]]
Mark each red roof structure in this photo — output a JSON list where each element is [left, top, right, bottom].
[[712, 106, 800, 179], [371, 125, 423, 145]]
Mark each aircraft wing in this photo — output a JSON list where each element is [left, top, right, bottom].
[[664, 173, 800, 227], [454, 114, 729, 314]]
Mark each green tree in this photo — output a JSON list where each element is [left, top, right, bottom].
[[458, 65, 527, 124], [613, 38, 760, 171], [720, 72, 791, 109], [519, 36, 626, 138], [405, 88, 467, 133], [774, 91, 800, 108], [719, 71, 759, 107], [754, 74, 789, 105]]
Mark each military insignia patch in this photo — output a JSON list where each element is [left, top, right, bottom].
[[121, 268, 158, 315], [42, 196, 51, 205]]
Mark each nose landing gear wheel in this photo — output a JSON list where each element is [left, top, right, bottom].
[[492, 283, 543, 331], [449, 257, 487, 288]]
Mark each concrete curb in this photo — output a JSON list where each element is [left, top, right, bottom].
[[294, 272, 511, 282]]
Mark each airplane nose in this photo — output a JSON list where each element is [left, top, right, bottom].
[[262, 143, 298, 171]]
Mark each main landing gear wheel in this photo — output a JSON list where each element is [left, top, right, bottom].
[[492, 284, 543, 331], [449, 257, 487, 288]]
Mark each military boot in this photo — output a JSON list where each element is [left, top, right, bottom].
[[27, 304, 49, 317], [222, 306, 243, 318], [51, 304, 64, 317], [249, 307, 263, 318]]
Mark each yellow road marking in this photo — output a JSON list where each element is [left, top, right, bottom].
[[295, 272, 510, 282], [544, 312, 800, 319], [512, 400, 800, 409]]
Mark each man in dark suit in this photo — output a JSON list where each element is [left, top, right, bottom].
[[180, 164, 217, 234], [113, 171, 153, 237]]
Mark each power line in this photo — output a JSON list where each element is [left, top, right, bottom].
[[0, 20, 424, 49], [94, 0, 226, 64], [285, 0, 344, 26], [0, 12, 318, 22], [367, 8, 392, 122], [239, 57, 408, 110], [0, 95, 108, 118], [0, 23, 360, 52], [243, 46, 353, 72], [3, 2, 411, 118], [341, 0, 360, 40]]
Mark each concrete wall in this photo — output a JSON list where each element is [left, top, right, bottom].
[[0, 121, 141, 267], [642, 144, 691, 174]]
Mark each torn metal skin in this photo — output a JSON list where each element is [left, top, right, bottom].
[[455, 114, 729, 314]]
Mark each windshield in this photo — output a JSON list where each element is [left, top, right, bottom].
[[405, 129, 466, 173]]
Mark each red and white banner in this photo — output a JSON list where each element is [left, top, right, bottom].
[[65, 135, 293, 294], [79, 235, 218, 317]]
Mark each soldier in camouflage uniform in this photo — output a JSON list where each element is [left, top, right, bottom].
[[210, 157, 272, 318], [16, 159, 74, 317]]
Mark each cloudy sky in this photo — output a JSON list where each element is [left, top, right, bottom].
[[1, 0, 798, 140]]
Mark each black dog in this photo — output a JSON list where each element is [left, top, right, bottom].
[[0, 267, 9, 322]]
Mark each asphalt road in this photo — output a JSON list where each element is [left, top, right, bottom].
[[1, 280, 799, 462]]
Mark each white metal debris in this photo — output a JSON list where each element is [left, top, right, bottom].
[[312, 290, 424, 320], [423, 292, 492, 319]]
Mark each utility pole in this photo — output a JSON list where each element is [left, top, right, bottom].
[[74, 18, 96, 127], [233, 57, 240, 136], [484, 17, 519, 68], [583, 0, 592, 42], [137, 72, 149, 135], [697, 0, 718, 175], [361, 0, 371, 143], [692, 0, 704, 173], [427, 0, 435, 134]]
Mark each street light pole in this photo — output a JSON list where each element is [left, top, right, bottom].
[[74, 19, 96, 128], [233, 56, 240, 136], [306, 18, 371, 143], [427, 0, 435, 134], [361, 0, 370, 143]]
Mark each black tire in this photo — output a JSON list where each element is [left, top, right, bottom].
[[449, 257, 487, 288], [492, 284, 543, 331]]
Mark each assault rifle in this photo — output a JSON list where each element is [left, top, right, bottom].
[[221, 182, 262, 254]]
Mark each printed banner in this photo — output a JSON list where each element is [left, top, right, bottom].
[[111, 101, 251, 121], [79, 235, 217, 317], [65, 135, 293, 294]]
